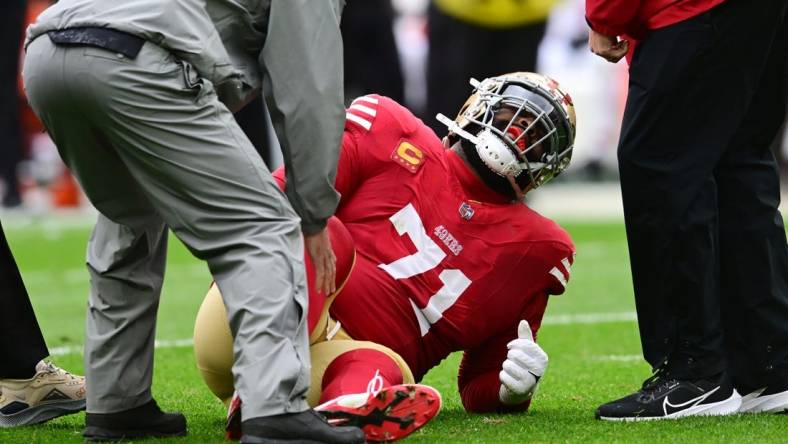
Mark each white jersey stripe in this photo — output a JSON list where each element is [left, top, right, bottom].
[[560, 257, 572, 275], [549, 266, 567, 288], [353, 96, 379, 105], [349, 103, 377, 117], [345, 112, 372, 130]]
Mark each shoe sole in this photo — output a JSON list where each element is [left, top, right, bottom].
[[83, 426, 187, 441], [318, 384, 441, 442], [598, 390, 742, 422], [0, 399, 85, 428], [740, 389, 788, 413]]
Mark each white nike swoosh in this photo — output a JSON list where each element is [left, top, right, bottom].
[[663, 386, 720, 416]]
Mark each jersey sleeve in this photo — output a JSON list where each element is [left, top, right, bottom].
[[276, 94, 426, 202], [540, 241, 575, 296], [525, 222, 576, 296], [457, 292, 549, 413], [335, 94, 421, 198]]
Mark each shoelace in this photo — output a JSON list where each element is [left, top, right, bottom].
[[38, 362, 80, 381], [366, 370, 384, 398], [641, 365, 675, 393]]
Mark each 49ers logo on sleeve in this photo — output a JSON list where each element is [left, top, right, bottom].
[[391, 140, 425, 173]]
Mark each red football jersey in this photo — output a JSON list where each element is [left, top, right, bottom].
[[327, 95, 576, 412]]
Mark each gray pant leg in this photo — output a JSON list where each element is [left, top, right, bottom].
[[23, 37, 169, 413], [87, 215, 168, 413], [23, 37, 311, 417]]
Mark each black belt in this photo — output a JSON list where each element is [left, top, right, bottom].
[[47, 27, 145, 59]]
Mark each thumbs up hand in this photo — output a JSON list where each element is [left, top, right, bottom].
[[498, 320, 548, 405]]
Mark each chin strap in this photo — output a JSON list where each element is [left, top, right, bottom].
[[506, 175, 527, 202], [436, 113, 481, 145]]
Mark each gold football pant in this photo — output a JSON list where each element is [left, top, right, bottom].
[[194, 282, 414, 407]]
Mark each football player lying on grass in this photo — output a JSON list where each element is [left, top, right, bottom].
[[194, 72, 577, 442]]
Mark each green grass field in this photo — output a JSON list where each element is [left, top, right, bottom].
[[2, 216, 787, 443]]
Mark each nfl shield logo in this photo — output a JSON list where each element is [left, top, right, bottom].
[[459, 202, 474, 220]]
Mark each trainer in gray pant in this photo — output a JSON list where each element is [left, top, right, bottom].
[[22, 1, 364, 442]]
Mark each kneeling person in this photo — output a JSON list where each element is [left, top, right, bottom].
[[195, 72, 577, 441]]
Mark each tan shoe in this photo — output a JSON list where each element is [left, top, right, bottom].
[[0, 361, 86, 427]]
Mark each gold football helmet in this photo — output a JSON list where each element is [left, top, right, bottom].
[[437, 72, 576, 195]]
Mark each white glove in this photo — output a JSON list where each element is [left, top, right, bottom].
[[498, 320, 548, 405]]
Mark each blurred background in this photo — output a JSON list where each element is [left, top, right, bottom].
[[1, 0, 786, 218]]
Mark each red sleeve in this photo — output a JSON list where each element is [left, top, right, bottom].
[[585, 0, 642, 37], [333, 130, 365, 198], [540, 241, 575, 296], [277, 94, 412, 201], [457, 293, 549, 413]]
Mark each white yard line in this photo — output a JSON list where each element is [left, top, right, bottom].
[[51, 339, 646, 364], [591, 354, 643, 362], [542, 311, 637, 325], [48, 312, 639, 357], [50, 338, 195, 357], [21, 264, 208, 287]]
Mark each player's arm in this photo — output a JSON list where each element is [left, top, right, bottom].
[[259, 0, 345, 235], [457, 294, 549, 413], [458, 239, 575, 413]]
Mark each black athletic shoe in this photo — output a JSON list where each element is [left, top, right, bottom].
[[240, 409, 366, 444], [596, 368, 741, 421], [83, 399, 187, 441]]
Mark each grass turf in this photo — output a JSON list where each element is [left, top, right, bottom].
[[2, 217, 787, 443]]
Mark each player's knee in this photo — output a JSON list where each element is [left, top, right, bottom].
[[194, 283, 234, 402]]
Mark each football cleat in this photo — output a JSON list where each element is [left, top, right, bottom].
[[0, 361, 86, 428], [225, 392, 242, 441], [315, 383, 442, 442]]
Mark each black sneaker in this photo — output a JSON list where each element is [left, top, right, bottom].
[[240, 409, 365, 444], [83, 399, 186, 441], [596, 368, 741, 421]]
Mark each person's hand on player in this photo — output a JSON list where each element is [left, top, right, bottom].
[[305, 227, 337, 296]]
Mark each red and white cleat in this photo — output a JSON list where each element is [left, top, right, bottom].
[[225, 392, 242, 441], [315, 383, 442, 442]]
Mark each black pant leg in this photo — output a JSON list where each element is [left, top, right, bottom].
[[0, 219, 49, 378], [619, 13, 723, 378], [617, 0, 785, 379], [0, 0, 27, 207], [718, 5, 788, 393]]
